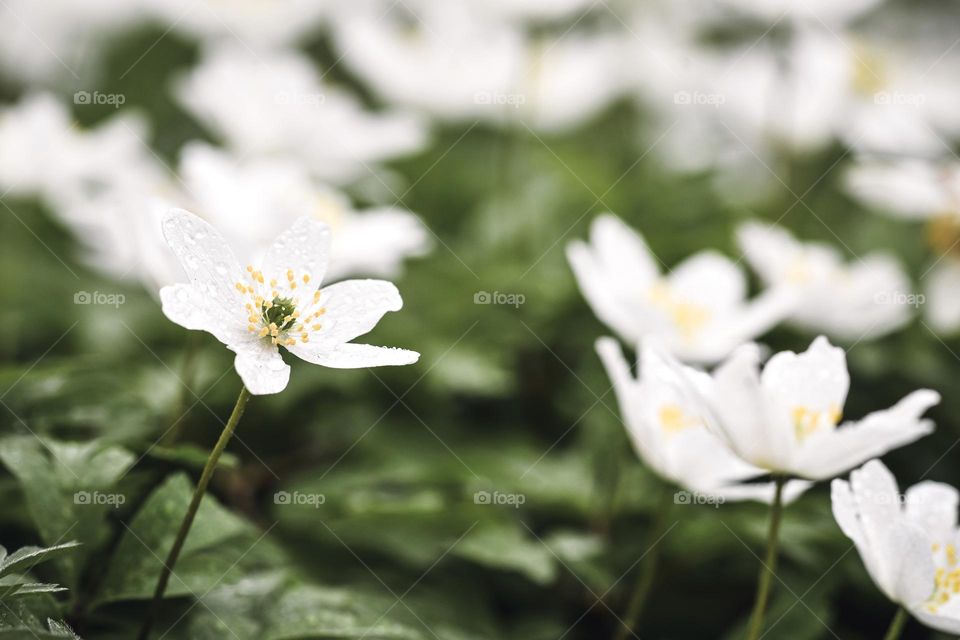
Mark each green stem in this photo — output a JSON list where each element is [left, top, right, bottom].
[[614, 486, 674, 640], [882, 607, 908, 640], [745, 476, 786, 640], [137, 386, 251, 640]]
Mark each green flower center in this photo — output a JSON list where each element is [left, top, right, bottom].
[[263, 296, 297, 329]]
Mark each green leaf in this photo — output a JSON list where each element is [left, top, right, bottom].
[[0, 576, 68, 600], [0, 436, 134, 586], [0, 542, 81, 579], [453, 523, 557, 585], [96, 473, 263, 604]]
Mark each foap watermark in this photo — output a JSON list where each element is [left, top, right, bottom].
[[674, 490, 725, 509], [859, 490, 910, 506], [274, 91, 325, 108], [274, 490, 326, 508], [474, 291, 525, 308], [74, 291, 125, 308], [874, 291, 925, 308], [73, 90, 126, 109], [474, 490, 526, 509], [74, 491, 126, 508], [674, 90, 726, 108], [874, 91, 926, 107], [474, 91, 526, 108]]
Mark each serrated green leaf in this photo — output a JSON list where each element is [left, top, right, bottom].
[[0, 542, 81, 579]]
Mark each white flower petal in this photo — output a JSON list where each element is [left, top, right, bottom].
[[625, 340, 779, 496], [761, 335, 849, 443], [159, 283, 245, 346], [288, 342, 420, 369], [736, 221, 800, 286], [596, 338, 668, 479], [832, 475, 895, 600], [839, 461, 907, 601], [667, 251, 746, 314], [846, 159, 949, 220], [262, 215, 331, 296], [159, 283, 212, 332], [162, 208, 247, 328], [709, 343, 792, 470], [924, 259, 960, 334], [327, 207, 432, 280], [911, 607, 960, 635], [795, 389, 939, 480], [838, 465, 937, 609], [590, 214, 660, 288], [886, 522, 937, 606], [233, 340, 291, 395], [905, 481, 959, 542], [708, 286, 797, 357], [566, 240, 643, 344], [307, 280, 404, 349]]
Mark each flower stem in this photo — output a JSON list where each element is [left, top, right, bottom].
[[137, 385, 251, 640], [882, 607, 908, 640], [745, 475, 786, 640], [614, 486, 674, 640]]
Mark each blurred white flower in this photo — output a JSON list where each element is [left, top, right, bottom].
[[160, 208, 419, 395], [179, 143, 432, 280], [628, 6, 960, 202], [847, 158, 960, 220], [141, 0, 329, 49], [0, 0, 146, 82], [706, 336, 938, 480], [832, 459, 960, 634], [330, 1, 626, 132], [719, 0, 884, 25], [331, 2, 520, 124], [0, 94, 161, 205], [0, 93, 178, 289], [847, 157, 960, 332], [624, 1, 782, 205], [476, 0, 595, 23], [737, 221, 914, 340], [597, 337, 811, 503], [566, 214, 793, 363], [175, 45, 427, 184]]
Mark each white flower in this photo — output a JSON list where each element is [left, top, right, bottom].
[[159, 208, 419, 395], [175, 45, 427, 184], [705, 337, 939, 480], [0, 94, 178, 290], [597, 338, 811, 503], [718, 0, 883, 25], [179, 143, 432, 280], [0, 0, 145, 82], [566, 214, 793, 363], [847, 157, 960, 332], [140, 0, 329, 49], [832, 459, 960, 634], [330, 2, 626, 132], [331, 2, 519, 124], [0, 94, 162, 207], [471, 0, 595, 23], [847, 158, 960, 220], [737, 221, 913, 340]]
